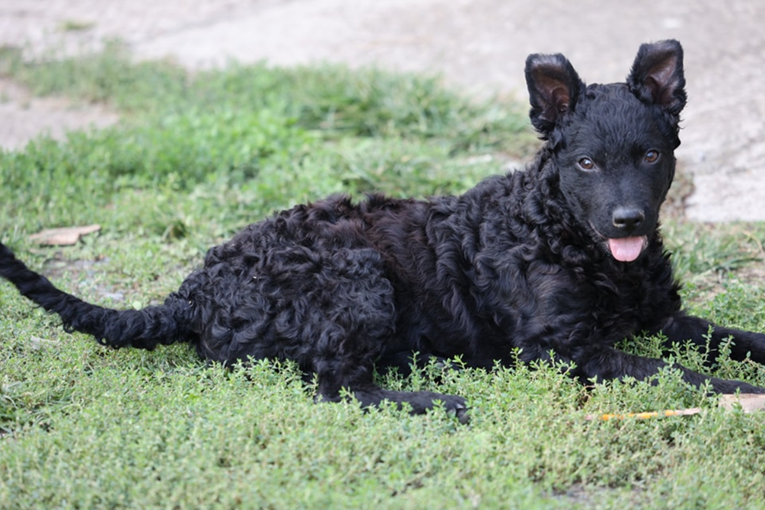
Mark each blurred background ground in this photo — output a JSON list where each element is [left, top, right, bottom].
[[1, 0, 763, 221]]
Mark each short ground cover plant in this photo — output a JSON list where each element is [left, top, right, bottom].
[[2, 44, 765, 509]]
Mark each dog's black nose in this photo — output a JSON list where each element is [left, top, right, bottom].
[[612, 207, 645, 231]]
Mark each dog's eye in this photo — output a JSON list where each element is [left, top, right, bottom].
[[578, 157, 595, 171], [644, 150, 660, 163]]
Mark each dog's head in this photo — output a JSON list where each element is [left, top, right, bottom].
[[525, 40, 686, 262]]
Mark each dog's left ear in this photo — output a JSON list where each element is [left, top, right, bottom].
[[525, 53, 584, 138], [627, 39, 687, 116]]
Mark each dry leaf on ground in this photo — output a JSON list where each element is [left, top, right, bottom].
[[29, 224, 101, 246]]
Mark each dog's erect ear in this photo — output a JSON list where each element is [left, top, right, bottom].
[[627, 39, 686, 116], [525, 53, 584, 137]]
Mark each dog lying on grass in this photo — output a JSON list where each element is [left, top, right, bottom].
[[2, 39, 764, 423]]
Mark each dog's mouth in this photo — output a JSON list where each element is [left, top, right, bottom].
[[607, 236, 647, 263]]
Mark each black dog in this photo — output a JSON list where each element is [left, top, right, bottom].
[[2, 40, 764, 422]]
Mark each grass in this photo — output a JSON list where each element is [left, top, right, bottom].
[[2, 44, 765, 509]]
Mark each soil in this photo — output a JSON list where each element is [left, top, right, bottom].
[[0, 78, 118, 151]]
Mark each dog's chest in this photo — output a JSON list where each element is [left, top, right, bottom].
[[481, 255, 651, 348]]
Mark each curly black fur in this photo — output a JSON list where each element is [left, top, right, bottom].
[[3, 40, 765, 422]]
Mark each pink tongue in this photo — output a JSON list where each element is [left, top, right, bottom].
[[608, 236, 646, 262]]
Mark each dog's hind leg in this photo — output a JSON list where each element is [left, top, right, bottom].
[[289, 250, 467, 421], [314, 362, 469, 423], [196, 242, 468, 420], [307, 298, 468, 421]]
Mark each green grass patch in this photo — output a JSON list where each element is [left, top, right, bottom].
[[2, 45, 765, 509]]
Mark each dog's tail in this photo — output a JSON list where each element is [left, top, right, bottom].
[[0, 242, 193, 350]]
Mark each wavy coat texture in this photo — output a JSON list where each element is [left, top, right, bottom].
[[3, 40, 765, 419]]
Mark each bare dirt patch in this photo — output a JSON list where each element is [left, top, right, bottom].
[[0, 77, 117, 151]]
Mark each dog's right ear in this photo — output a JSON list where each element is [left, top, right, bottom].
[[627, 39, 686, 117], [525, 53, 584, 138]]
